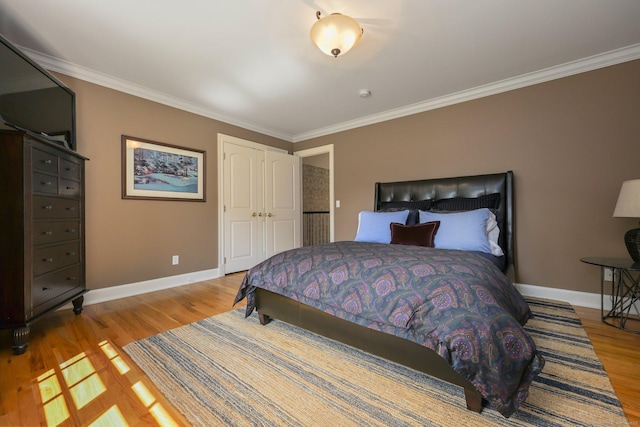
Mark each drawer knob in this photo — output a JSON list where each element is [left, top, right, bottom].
[[67, 251, 76, 256], [66, 207, 76, 211], [66, 228, 76, 233], [43, 159, 53, 164], [66, 186, 74, 190], [43, 231, 53, 236], [42, 287, 52, 291], [67, 277, 77, 281], [66, 167, 75, 171], [42, 181, 52, 186], [43, 205, 53, 210], [43, 258, 54, 262]]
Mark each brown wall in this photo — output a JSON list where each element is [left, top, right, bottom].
[[56, 75, 291, 289], [54, 59, 640, 295], [295, 59, 640, 294]]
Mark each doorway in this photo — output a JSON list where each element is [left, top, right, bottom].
[[295, 145, 335, 245]]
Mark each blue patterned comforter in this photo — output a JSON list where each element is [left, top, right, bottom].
[[234, 241, 544, 417]]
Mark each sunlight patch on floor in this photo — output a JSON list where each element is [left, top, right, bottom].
[[88, 405, 128, 427], [132, 381, 179, 426], [32, 340, 178, 426], [37, 369, 70, 426]]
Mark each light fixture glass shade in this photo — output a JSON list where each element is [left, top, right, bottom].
[[613, 179, 640, 217], [310, 13, 363, 58]]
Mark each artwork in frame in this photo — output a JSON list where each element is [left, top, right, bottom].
[[121, 135, 206, 201]]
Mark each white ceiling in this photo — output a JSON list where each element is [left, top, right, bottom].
[[1, 0, 639, 142]]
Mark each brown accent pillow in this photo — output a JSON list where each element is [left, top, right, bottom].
[[390, 221, 440, 247]]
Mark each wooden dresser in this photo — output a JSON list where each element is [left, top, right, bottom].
[[0, 130, 88, 354]]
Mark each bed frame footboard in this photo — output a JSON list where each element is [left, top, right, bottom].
[[254, 287, 484, 413]]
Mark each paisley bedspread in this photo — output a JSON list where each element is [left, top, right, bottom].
[[234, 241, 545, 417]]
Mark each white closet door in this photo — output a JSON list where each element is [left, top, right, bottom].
[[265, 150, 301, 257], [223, 143, 264, 273]]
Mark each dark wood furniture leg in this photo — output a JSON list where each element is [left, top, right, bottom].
[[12, 325, 30, 355], [259, 312, 271, 325], [9, 291, 88, 355], [464, 388, 483, 412], [72, 295, 85, 314]]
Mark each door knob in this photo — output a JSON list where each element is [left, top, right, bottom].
[[258, 212, 263, 217], [267, 213, 273, 217], [252, 212, 257, 217]]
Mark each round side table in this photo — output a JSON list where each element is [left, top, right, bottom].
[[581, 257, 640, 334]]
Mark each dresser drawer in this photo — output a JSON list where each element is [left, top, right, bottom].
[[60, 158, 81, 180], [59, 179, 81, 196], [33, 196, 80, 219], [33, 172, 59, 194], [34, 221, 81, 245], [32, 148, 58, 174], [33, 242, 80, 276], [32, 265, 82, 309]]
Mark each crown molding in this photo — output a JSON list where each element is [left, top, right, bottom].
[[19, 46, 293, 142], [19, 43, 640, 144], [292, 43, 640, 142]]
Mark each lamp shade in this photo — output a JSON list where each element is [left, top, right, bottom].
[[310, 12, 363, 58], [613, 179, 640, 218], [613, 179, 640, 263]]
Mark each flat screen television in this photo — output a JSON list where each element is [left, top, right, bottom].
[[0, 33, 76, 150]]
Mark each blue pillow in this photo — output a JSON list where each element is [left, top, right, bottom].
[[354, 210, 410, 244], [419, 208, 491, 253]]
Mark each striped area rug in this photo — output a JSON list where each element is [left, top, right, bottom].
[[123, 298, 629, 426]]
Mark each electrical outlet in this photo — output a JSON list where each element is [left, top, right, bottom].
[[604, 268, 613, 281], [172, 255, 179, 265]]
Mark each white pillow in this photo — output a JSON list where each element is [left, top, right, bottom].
[[419, 208, 492, 254], [354, 210, 410, 244], [486, 211, 504, 256]]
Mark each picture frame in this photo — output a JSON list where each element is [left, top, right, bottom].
[[121, 135, 206, 201]]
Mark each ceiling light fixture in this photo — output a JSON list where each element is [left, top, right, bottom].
[[310, 11, 363, 58]]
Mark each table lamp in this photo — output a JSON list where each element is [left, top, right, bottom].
[[613, 179, 640, 263]]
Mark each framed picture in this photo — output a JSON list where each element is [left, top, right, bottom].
[[121, 135, 206, 201]]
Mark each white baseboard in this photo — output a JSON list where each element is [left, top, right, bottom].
[[61, 272, 634, 314], [59, 268, 222, 310], [516, 282, 640, 313], [515, 283, 603, 309]]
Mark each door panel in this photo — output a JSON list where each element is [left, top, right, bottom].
[[265, 151, 300, 258], [270, 219, 297, 255], [223, 144, 263, 273], [229, 220, 254, 258]]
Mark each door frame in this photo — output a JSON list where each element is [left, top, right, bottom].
[[295, 144, 335, 244], [217, 133, 288, 276]]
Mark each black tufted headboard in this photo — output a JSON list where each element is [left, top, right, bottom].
[[374, 171, 515, 281]]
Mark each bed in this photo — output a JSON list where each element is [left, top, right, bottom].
[[233, 171, 544, 418]]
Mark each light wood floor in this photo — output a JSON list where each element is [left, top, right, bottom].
[[1, 273, 639, 426]]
